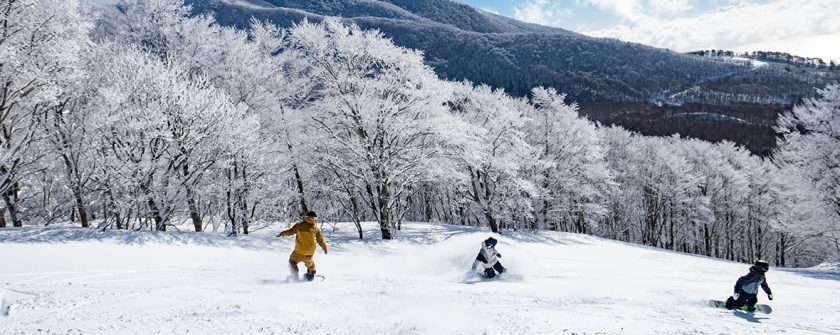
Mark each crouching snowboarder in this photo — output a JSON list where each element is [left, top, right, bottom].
[[725, 260, 773, 312], [471, 237, 506, 279], [277, 211, 328, 281]]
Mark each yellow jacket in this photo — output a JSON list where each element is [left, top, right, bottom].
[[279, 216, 327, 256]]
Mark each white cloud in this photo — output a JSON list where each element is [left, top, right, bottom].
[[583, 0, 644, 21], [513, 0, 571, 26], [648, 0, 693, 14], [585, 0, 840, 61]]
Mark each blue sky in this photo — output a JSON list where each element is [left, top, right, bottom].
[[82, 0, 840, 61], [460, 0, 756, 32], [457, 0, 840, 61]]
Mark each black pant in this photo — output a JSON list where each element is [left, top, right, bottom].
[[725, 290, 757, 311], [482, 262, 506, 278]]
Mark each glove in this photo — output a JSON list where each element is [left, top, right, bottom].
[[768, 294, 773, 300], [731, 293, 740, 300], [497, 253, 502, 258], [324, 249, 328, 255]]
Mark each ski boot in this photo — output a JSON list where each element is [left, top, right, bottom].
[[304, 270, 316, 281]]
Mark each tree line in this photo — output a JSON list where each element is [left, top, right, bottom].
[[2, 0, 838, 267], [688, 49, 839, 70]]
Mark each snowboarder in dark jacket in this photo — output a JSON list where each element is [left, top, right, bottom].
[[725, 260, 773, 312], [471, 237, 506, 279]]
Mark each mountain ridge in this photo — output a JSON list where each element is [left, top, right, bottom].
[[187, 0, 840, 155], [192, 0, 747, 102]]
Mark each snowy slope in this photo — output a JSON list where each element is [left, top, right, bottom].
[[1, 223, 838, 334]]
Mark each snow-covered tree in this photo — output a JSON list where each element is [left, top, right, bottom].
[[98, 1, 308, 234], [0, 0, 91, 227], [526, 87, 612, 233], [87, 46, 252, 231], [287, 19, 472, 239], [447, 83, 536, 233], [776, 84, 840, 258], [36, 78, 96, 228], [0, 0, 831, 268]]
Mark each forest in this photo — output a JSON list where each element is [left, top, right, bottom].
[[1, 0, 838, 268], [193, 0, 840, 159]]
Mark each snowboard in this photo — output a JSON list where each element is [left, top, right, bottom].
[[708, 299, 772, 314], [260, 275, 324, 285], [462, 271, 522, 284], [289, 274, 325, 283]]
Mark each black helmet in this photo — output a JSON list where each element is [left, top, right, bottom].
[[306, 211, 317, 218], [754, 260, 770, 272], [483, 237, 498, 248]]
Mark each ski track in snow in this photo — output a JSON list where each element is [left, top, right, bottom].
[[1, 223, 839, 334]]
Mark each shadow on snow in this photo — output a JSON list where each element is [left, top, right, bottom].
[[781, 263, 840, 281]]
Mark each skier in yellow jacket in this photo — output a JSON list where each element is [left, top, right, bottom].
[[277, 211, 328, 281]]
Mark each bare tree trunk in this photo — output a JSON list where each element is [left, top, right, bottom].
[[0, 207, 6, 228], [467, 167, 499, 233], [239, 163, 250, 235], [182, 165, 203, 232], [423, 192, 433, 222], [377, 182, 392, 240], [73, 193, 89, 228], [284, 125, 309, 216], [62, 153, 89, 228], [187, 194, 202, 232], [292, 164, 308, 215], [115, 212, 123, 230], [365, 180, 393, 240], [575, 211, 587, 234], [226, 186, 237, 236], [3, 184, 22, 227], [542, 198, 552, 231], [484, 208, 499, 233], [4, 197, 21, 227], [240, 194, 249, 235], [668, 213, 675, 250], [140, 183, 165, 231], [755, 224, 763, 261], [225, 165, 237, 236], [148, 197, 165, 231], [350, 193, 363, 239], [778, 234, 787, 267], [642, 186, 660, 246]]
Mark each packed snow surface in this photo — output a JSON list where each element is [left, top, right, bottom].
[[1, 223, 838, 334]]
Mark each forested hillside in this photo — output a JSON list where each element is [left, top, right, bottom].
[[188, 0, 840, 155], [192, 0, 744, 102]]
